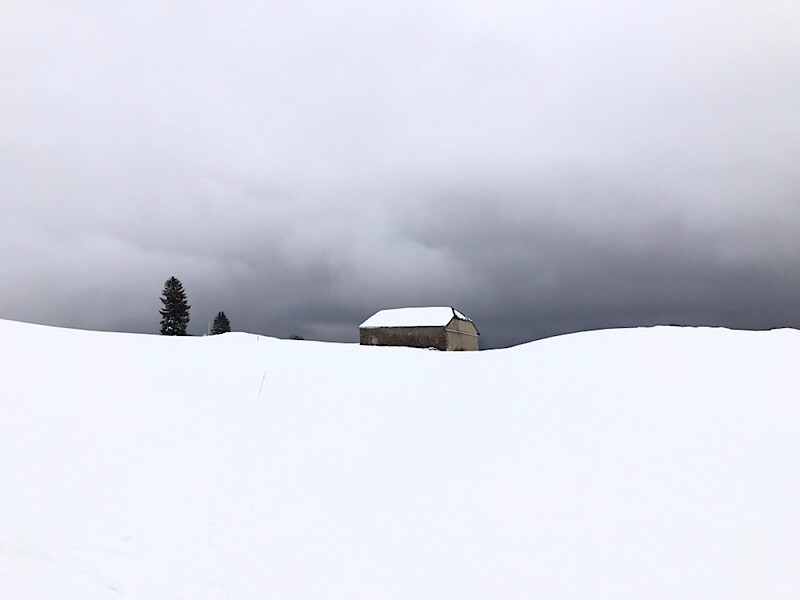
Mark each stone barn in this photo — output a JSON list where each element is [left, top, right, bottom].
[[359, 307, 479, 351]]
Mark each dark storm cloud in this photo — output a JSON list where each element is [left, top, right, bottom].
[[2, 1, 800, 347], [393, 167, 800, 346]]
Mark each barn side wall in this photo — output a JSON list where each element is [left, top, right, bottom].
[[359, 326, 448, 350], [360, 320, 479, 351]]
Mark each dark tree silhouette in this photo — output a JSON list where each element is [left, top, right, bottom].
[[159, 277, 190, 335], [210, 311, 231, 335]]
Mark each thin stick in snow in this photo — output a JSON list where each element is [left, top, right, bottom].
[[258, 370, 266, 398]]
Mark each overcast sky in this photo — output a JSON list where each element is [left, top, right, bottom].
[[3, 1, 799, 348]]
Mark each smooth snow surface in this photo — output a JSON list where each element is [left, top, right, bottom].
[[1, 319, 800, 599], [360, 306, 471, 328]]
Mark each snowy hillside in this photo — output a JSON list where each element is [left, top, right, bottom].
[[1, 319, 799, 599]]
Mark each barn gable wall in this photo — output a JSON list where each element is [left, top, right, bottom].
[[445, 328, 479, 351], [443, 317, 479, 350], [446, 318, 478, 335]]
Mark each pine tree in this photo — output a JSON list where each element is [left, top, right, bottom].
[[210, 311, 231, 335], [159, 276, 190, 335]]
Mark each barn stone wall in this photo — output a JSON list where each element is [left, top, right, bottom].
[[360, 318, 478, 351], [359, 326, 449, 350]]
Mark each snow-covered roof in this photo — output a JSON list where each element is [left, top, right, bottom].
[[360, 307, 472, 329]]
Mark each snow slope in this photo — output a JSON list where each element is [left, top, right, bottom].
[[1, 319, 799, 599]]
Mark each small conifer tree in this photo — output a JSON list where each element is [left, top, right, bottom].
[[210, 311, 231, 335], [159, 276, 191, 335]]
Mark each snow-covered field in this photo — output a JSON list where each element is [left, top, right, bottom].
[[1, 318, 799, 599]]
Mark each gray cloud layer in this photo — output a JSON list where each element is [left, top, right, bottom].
[[3, 1, 800, 347]]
